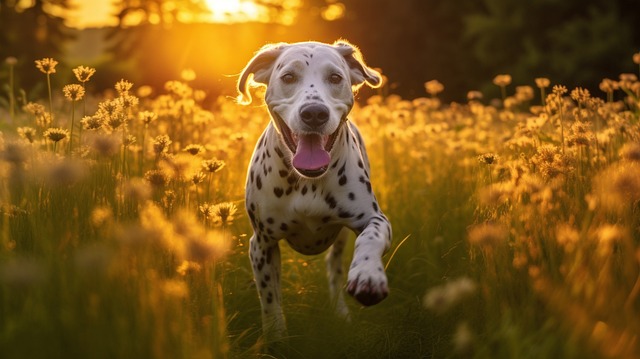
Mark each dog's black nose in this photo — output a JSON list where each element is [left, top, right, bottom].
[[300, 103, 330, 128]]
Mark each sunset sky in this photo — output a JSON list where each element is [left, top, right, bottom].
[[66, 0, 266, 28], [68, 0, 118, 28]]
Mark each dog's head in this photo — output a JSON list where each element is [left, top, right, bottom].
[[238, 40, 381, 178]]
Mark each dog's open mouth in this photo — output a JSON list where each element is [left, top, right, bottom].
[[273, 114, 342, 178]]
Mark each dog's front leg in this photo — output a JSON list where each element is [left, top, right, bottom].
[[249, 234, 287, 341], [325, 228, 350, 319], [347, 214, 392, 306]]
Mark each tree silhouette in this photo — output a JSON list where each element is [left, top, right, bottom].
[[0, 0, 75, 99]]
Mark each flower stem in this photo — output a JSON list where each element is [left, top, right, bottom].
[[8, 63, 15, 121], [69, 101, 75, 154], [47, 73, 53, 125]]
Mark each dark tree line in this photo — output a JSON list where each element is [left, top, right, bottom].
[[0, 0, 74, 97]]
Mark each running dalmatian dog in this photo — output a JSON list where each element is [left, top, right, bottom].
[[237, 40, 392, 340]]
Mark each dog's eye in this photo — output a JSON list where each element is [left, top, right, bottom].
[[329, 73, 343, 84], [281, 73, 296, 84]]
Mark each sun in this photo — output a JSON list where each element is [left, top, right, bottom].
[[204, 0, 263, 23]]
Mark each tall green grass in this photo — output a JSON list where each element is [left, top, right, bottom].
[[1, 58, 640, 358]]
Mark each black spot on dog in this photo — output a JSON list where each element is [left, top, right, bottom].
[[339, 175, 347, 186], [325, 194, 337, 209], [348, 192, 355, 200], [338, 163, 346, 176], [274, 187, 284, 197], [256, 175, 262, 190], [274, 146, 284, 158]]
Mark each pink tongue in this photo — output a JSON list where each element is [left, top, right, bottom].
[[292, 134, 330, 171]]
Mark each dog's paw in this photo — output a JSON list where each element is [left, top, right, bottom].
[[346, 259, 388, 306]]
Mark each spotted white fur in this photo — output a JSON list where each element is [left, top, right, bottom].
[[238, 40, 392, 341]]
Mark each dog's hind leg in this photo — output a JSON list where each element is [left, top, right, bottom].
[[325, 228, 350, 319], [249, 234, 287, 341]]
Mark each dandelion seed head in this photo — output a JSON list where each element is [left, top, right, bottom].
[[138, 111, 158, 126], [91, 206, 113, 228], [556, 223, 580, 253], [153, 134, 172, 155], [599, 78, 618, 93], [41, 158, 87, 187], [594, 162, 640, 213], [161, 279, 189, 299], [160, 153, 200, 182], [16, 127, 37, 144], [468, 223, 508, 248], [176, 260, 202, 275], [466, 90, 483, 101], [105, 112, 127, 131], [515, 86, 534, 102], [144, 169, 170, 188], [535, 77, 550, 88], [5, 56, 17, 65], [117, 93, 139, 109], [123, 134, 136, 147], [567, 121, 595, 147], [1, 141, 29, 165], [493, 74, 512, 87], [89, 134, 121, 157], [36, 112, 53, 128], [619, 143, 640, 162], [424, 80, 444, 96], [123, 178, 152, 202], [181, 68, 196, 82], [423, 277, 477, 314], [452, 322, 475, 355], [23, 102, 46, 116], [81, 115, 103, 131]]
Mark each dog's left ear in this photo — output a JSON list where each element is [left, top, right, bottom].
[[333, 40, 382, 90], [237, 43, 287, 104]]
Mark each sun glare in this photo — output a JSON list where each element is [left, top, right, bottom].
[[204, 0, 263, 23]]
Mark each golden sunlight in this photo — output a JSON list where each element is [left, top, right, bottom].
[[204, 0, 264, 23]]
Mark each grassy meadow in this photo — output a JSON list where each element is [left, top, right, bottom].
[[1, 56, 640, 358]]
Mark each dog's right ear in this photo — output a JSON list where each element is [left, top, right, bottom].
[[237, 43, 287, 105]]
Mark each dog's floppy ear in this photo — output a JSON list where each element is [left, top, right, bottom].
[[237, 43, 287, 104], [333, 40, 382, 90]]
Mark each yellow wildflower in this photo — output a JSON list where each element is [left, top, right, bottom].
[[63, 84, 85, 101], [72, 65, 96, 83], [35, 58, 58, 74]]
